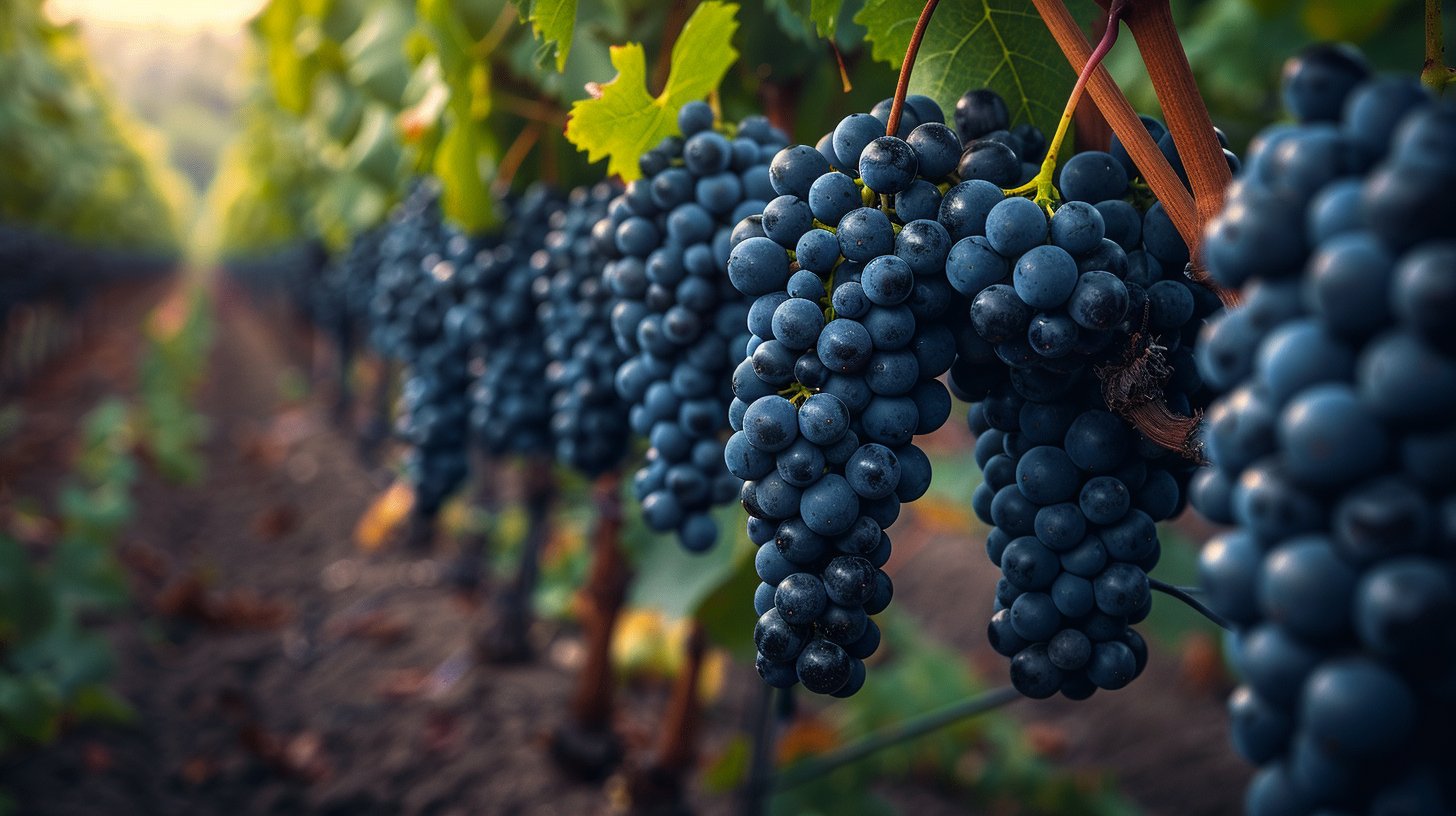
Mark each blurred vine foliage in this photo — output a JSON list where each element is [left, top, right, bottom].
[[206, 0, 1437, 257], [0, 0, 187, 251], [1096, 0, 1431, 149]]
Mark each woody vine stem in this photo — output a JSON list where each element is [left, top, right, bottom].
[[885, 0, 941, 137], [1424, 0, 1455, 92]]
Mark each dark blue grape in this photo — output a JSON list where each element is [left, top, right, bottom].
[[958, 139, 1020, 187], [1281, 43, 1370, 124]]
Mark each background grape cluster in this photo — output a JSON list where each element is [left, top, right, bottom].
[[606, 102, 789, 552], [540, 182, 629, 478], [465, 189, 562, 460]]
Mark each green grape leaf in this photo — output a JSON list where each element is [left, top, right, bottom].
[[518, 0, 578, 71], [856, 0, 1071, 137], [255, 0, 314, 115], [811, 0, 844, 38], [1300, 0, 1400, 41], [628, 521, 744, 621], [565, 1, 739, 181], [434, 99, 498, 234]]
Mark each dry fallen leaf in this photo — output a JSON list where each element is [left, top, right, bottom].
[[776, 716, 840, 766], [1180, 631, 1227, 695], [354, 480, 415, 552], [379, 668, 429, 700], [1024, 722, 1070, 759]]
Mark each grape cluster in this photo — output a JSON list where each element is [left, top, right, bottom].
[[1192, 44, 1456, 815], [369, 179, 454, 360], [943, 89, 1220, 699], [360, 180, 478, 513], [312, 225, 383, 371], [466, 188, 563, 458], [0, 221, 173, 318], [607, 102, 788, 551], [335, 226, 385, 342], [734, 94, 965, 697], [397, 270, 474, 515], [539, 182, 629, 476]]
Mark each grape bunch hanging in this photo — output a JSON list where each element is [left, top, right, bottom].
[[1192, 44, 1456, 816]]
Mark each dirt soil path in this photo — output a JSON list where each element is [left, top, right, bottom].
[[0, 280, 1249, 816]]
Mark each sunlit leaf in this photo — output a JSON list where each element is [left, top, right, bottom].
[[518, 0, 578, 71], [564, 1, 740, 180]]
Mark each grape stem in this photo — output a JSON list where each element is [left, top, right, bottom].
[[1028, 0, 1239, 309], [885, 0, 942, 137], [1115, 0, 1232, 247], [1149, 577, 1232, 631], [1004, 0, 1129, 212], [1423, 0, 1455, 93], [770, 685, 1022, 791], [491, 122, 544, 196]]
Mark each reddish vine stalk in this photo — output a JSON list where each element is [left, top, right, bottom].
[[1118, 0, 1232, 236], [885, 0, 942, 137], [1072, 11, 1113, 152], [1028, 0, 1239, 309], [1424, 0, 1454, 92], [568, 472, 630, 731], [626, 621, 707, 810]]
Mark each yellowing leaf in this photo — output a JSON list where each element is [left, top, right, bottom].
[[856, 0, 1072, 138], [354, 480, 414, 552], [564, 1, 740, 181], [612, 608, 672, 675]]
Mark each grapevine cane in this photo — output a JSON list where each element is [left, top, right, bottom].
[[447, 453, 498, 593], [1071, 10, 1113, 153], [740, 685, 778, 816], [885, 0, 941, 138], [1027, 0, 1239, 308], [1004, 0, 1130, 211], [626, 620, 708, 812], [549, 471, 630, 779], [1114, 0, 1232, 233], [770, 685, 1022, 790], [481, 455, 555, 662], [1423, 0, 1454, 92]]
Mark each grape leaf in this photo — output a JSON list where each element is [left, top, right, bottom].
[[433, 98, 498, 234], [770, 0, 862, 44], [810, 0, 843, 38], [517, 0, 578, 71], [564, 1, 739, 181], [1300, 0, 1401, 41], [856, 0, 1071, 137]]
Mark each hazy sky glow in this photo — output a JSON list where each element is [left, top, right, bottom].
[[46, 0, 268, 28]]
